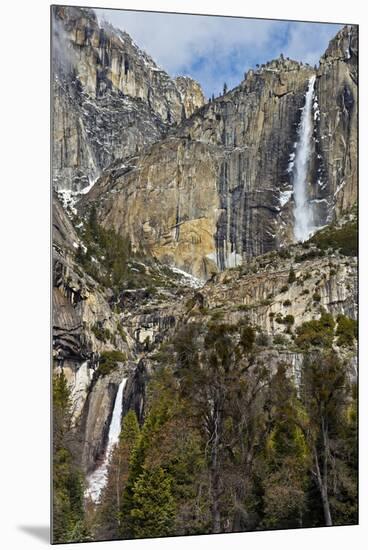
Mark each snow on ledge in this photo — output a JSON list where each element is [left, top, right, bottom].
[[279, 189, 293, 207], [168, 266, 205, 289]]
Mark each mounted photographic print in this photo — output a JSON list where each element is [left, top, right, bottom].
[[51, 3, 358, 544]]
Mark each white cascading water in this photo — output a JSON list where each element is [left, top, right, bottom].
[[85, 378, 127, 503], [293, 75, 316, 242]]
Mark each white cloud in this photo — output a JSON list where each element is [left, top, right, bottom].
[[282, 22, 342, 66], [96, 8, 342, 96]]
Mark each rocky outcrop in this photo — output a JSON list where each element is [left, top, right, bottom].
[[81, 138, 221, 278], [80, 369, 121, 472], [316, 25, 358, 217], [53, 193, 134, 470], [52, 195, 132, 426], [52, 191, 195, 469], [199, 246, 357, 333], [122, 358, 148, 426], [52, 6, 205, 192], [175, 76, 206, 118]]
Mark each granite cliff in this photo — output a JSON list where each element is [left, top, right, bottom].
[[52, 6, 205, 194], [81, 26, 357, 279]]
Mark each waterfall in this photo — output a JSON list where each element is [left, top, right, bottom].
[[292, 75, 316, 242], [85, 377, 127, 503]]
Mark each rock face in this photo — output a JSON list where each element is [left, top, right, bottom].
[[175, 76, 207, 118], [53, 193, 132, 466], [52, 192, 192, 470], [200, 247, 357, 333], [52, 6, 205, 192], [316, 25, 358, 217], [82, 29, 357, 279], [81, 139, 221, 278], [53, 196, 131, 369], [80, 369, 126, 472]]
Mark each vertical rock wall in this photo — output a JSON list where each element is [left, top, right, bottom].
[[316, 25, 358, 218], [52, 6, 205, 192]]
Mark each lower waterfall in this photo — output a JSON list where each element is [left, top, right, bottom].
[[85, 377, 127, 503], [293, 75, 316, 242]]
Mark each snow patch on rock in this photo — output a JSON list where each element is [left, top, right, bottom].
[[279, 189, 293, 207], [169, 266, 205, 289]]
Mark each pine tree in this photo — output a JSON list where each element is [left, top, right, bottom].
[[301, 351, 349, 526], [53, 372, 88, 543], [173, 322, 270, 533], [119, 416, 152, 538], [129, 467, 176, 538], [261, 365, 310, 529]]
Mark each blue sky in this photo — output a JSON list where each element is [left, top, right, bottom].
[[96, 8, 343, 98]]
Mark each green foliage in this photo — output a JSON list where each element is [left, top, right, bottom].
[[275, 314, 294, 328], [283, 300, 292, 307], [91, 323, 112, 342], [129, 467, 176, 538], [256, 332, 270, 346], [119, 367, 209, 538], [288, 267, 296, 284], [261, 367, 309, 529], [310, 220, 357, 256], [116, 324, 128, 342], [295, 312, 335, 349], [237, 304, 252, 311], [273, 334, 289, 346], [240, 324, 255, 353], [97, 350, 127, 376], [53, 372, 88, 543], [75, 206, 131, 289], [58, 300, 356, 542], [280, 285, 289, 293], [278, 248, 291, 259], [284, 314, 295, 326], [300, 351, 356, 526], [120, 410, 141, 445], [294, 249, 324, 263], [211, 310, 225, 321], [85, 312, 357, 540], [336, 315, 357, 347], [53, 370, 70, 415]]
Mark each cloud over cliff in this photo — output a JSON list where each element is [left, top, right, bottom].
[[97, 8, 342, 96]]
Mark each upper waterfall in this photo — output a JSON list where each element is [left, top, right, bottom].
[[85, 377, 127, 503], [292, 75, 316, 242]]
